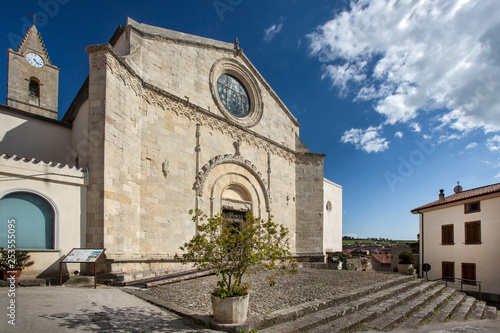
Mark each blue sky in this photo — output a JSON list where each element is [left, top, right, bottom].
[[2, 0, 499, 240]]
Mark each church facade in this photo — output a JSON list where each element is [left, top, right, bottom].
[[0, 19, 342, 282]]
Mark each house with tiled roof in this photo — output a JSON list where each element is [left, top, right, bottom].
[[411, 183, 500, 302], [371, 253, 392, 272]]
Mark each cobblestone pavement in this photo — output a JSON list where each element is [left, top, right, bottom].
[[145, 268, 399, 315]]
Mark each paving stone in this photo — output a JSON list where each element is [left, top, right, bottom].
[[145, 269, 405, 316]]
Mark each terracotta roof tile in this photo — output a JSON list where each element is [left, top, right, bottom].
[[411, 183, 500, 213], [372, 253, 391, 264]]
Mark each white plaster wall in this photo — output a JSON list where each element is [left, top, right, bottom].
[[0, 109, 71, 163], [419, 196, 500, 295], [323, 179, 342, 253], [0, 157, 87, 278]]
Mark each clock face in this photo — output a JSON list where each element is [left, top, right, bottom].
[[26, 53, 44, 68]]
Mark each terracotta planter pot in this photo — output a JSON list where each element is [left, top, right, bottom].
[[211, 293, 249, 324], [398, 264, 413, 275], [2, 269, 22, 280]]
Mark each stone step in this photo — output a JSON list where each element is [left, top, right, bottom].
[[260, 279, 432, 333], [397, 287, 456, 329], [365, 283, 446, 331], [305, 282, 442, 333], [484, 306, 498, 320], [468, 300, 487, 320], [451, 296, 475, 321], [433, 292, 465, 323], [245, 275, 417, 332]]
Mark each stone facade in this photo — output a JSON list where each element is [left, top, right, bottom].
[[7, 25, 59, 119], [0, 19, 342, 282]]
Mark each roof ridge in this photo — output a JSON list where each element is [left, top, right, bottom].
[[411, 182, 500, 213], [0, 152, 86, 172]]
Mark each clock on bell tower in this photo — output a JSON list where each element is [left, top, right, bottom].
[[6, 24, 59, 119]]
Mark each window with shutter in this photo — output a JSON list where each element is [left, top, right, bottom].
[[465, 221, 481, 244], [442, 261, 454, 282], [441, 224, 454, 245], [462, 263, 476, 285]]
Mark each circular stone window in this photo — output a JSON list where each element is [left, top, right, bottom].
[[210, 58, 263, 127], [217, 74, 250, 118]]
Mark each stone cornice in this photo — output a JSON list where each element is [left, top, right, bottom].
[[126, 18, 234, 53], [296, 153, 326, 166], [86, 43, 297, 162]]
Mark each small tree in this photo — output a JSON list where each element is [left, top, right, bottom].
[[398, 251, 415, 265], [179, 209, 297, 299]]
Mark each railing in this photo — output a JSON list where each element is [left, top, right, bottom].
[[429, 277, 482, 301]]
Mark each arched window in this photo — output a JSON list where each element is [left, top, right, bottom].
[[28, 77, 40, 97], [0, 192, 55, 249]]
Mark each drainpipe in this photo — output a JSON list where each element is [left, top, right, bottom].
[[419, 212, 424, 279]]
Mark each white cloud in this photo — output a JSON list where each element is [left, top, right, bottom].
[[341, 125, 389, 153], [308, 0, 500, 133], [465, 142, 478, 150], [395, 131, 403, 138], [410, 122, 421, 133], [487, 135, 500, 152], [264, 17, 285, 42]]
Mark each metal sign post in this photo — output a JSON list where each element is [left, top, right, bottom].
[[422, 263, 431, 280]]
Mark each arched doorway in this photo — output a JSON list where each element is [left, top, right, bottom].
[[221, 184, 252, 228]]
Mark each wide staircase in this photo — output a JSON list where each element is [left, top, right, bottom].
[[260, 276, 497, 333]]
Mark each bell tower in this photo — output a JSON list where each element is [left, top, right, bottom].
[[6, 24, 59, 119]]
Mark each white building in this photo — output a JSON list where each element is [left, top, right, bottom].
[[412, 183, 500, 301]]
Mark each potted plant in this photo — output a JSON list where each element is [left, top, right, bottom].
[[327, 251, 347, 270], [0, 248, 35, 280], [397, 251, 415, 275], [179, 209, 297, 324]]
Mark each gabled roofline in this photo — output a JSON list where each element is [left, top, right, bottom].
[[411, 182, 500, 214], [126, 18, 300, 127], [63, 18, 301, 128]]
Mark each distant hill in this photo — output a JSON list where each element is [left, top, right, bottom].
[[342, 239, 417, 246]]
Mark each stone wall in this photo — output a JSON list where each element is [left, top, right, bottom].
[[295, 153, 325, 255]]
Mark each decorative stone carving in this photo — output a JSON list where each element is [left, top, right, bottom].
[[99, 48, 295, 163], [193, 154, 270, 210], [162, 160, 169, 178]]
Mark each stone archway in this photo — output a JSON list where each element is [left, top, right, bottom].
[[194, 154, 270, 219]]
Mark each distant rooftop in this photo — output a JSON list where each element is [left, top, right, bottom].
[[411, 182, 500, 213], [372, 253, 391, 264]]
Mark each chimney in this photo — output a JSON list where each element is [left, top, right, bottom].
[[439, 189, 445, 202]]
